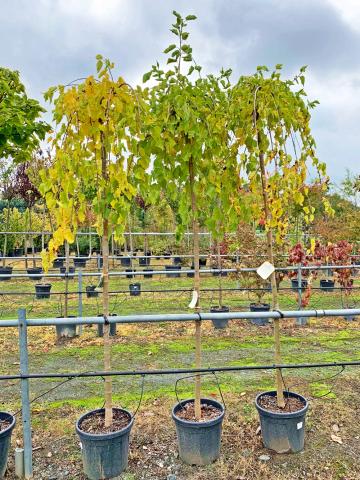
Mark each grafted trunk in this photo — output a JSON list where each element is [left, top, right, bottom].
[[101, 132, 113, 427], [2, 205, 10, 267], [259, 150, 285, 408], [102, 220, 112, 427], [189, 157, 202, 420], [64, 241, 70, 318]]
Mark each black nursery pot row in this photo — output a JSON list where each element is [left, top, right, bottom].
[[0, 389, 309, 479]]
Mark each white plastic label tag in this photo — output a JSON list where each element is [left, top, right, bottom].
[[297, 422, 303, 430], [256, 261, 275, 280], [188, 290, 198, 309]]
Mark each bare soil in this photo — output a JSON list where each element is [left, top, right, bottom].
[[258, 394, 305, 414], [79, 409, 131, 434], [176, 401, 222, 422]]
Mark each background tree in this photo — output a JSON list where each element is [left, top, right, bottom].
[[0, 67, 49, 163]]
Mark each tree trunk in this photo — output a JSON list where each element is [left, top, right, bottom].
[[2, 205, 10, 267], [189, 157, 202, 420], [29, 206, 36, 268], [41, 204, 46, 252], [64, 241, 69, 318], [102, 220, 112, 427], [88, 226, 92, 257], [259, 151, 285, 408], [217, 242, 223, 308], [111, 230, 115, 268], [101, 132, 112, 427], [24, 211, 28, 269], [128, 215, 133, 269]]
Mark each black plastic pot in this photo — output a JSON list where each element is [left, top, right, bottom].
[[27, 267, 43, 281], [143, 268, 153, 279], [35, 283, 52, 299], [60, 266, 76, 278], [56, 316, 77, 338], [0, 412, 16, 477], [210, 306, 230, 329], [74, 257, 87, 268], [172, 398, 225, 465], [97, 315, 117, 337], [52, 258, 64, 268], [199, 258, 207, 267], [138, 256, 150, 266], [291, 279, 308, 292], [86, 286, 99, 298], [255, 390, 309, 453], [320, 279, 335, 292], [129, 283, 141, 296], [173, 256, 182, 265], [249, 303, 270, 326], [0, 267, 13, 281], [212, 269, 228, 277], [187, 265, 194, 278], [76, 407, 134, 480], [13, 247, 24, 257], [120, 257, 131, 267], [125, 269, 136, 279], [165, 265, 181, 278]]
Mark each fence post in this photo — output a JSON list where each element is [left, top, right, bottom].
[[296, 264, 306, 326], [78, 270, 83, 335], [18, 308, 33, 478]]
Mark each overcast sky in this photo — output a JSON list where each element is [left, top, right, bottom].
[[1, 0, 359, 185]]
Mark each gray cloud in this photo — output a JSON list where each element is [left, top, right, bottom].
[[0, 0, 359, 182]]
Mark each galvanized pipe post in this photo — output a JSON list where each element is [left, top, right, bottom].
[[18, 309, 33, 478]]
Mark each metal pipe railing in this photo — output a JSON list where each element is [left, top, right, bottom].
[[1, 308, 359, 328], [0, 263, 359, 279]]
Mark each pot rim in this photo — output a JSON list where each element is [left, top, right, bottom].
[[172, 398, 225, 428], [76, 407, 134, 440], [0, 412, 16, 439], [255, 390, 309, 419], [210, 305, 230, 312]]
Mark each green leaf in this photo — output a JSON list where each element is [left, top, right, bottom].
[[164, 44, 177, 54], [185, 14, 197, 20], [142, 71, 152, 83]]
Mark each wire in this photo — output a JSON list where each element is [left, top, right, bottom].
[[13, 371, 97, 417]]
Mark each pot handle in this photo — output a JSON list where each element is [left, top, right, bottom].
[[175, 371, 226, 412], [131, 374, 146, 420]]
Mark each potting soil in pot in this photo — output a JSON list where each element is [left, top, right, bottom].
[[79, 409, 131, 435], [175, 401, 222, 422], [0, 419, 11, 432], [258, 394, 305, 414]]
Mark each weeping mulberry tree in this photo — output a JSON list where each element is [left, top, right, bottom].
[[143, 11, 239, 419], [231, 65, 332, 407], [40, 56, 149, 426]]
